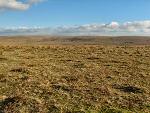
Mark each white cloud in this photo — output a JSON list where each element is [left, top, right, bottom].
[[0, 0, 44, 11], [1, 20, 150, 36]]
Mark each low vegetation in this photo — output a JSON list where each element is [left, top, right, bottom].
[[0, 37, 150, 112]]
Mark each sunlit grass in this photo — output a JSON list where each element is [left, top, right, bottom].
[[0, 45, 150, 113]]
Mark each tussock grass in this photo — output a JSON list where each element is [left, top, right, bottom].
[[0, 45, 150, 113]]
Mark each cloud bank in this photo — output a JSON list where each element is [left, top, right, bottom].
[[1, 20, 150, 36], [0, 0, 44, 11]]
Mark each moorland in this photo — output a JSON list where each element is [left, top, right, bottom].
[[0, 36, 150, 113]]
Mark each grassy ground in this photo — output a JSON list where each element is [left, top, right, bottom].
[[0, 44, 150, 113]]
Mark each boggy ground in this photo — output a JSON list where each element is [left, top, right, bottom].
[[0, 45, 150, 113]]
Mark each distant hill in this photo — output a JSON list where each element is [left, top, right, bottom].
[[0, 36, 150, 45]]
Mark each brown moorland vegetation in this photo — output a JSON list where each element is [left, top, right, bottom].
[[0, 36, 150, 113]]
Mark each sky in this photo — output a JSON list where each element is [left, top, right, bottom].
[[0, 0, 150, 36]]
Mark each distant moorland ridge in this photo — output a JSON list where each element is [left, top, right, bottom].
[[0, 36, 150, 45]]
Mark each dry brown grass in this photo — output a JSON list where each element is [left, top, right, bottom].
[[0, 37, 150, 113]]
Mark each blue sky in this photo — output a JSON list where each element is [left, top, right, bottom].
[[0, 0, 150, 35]]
